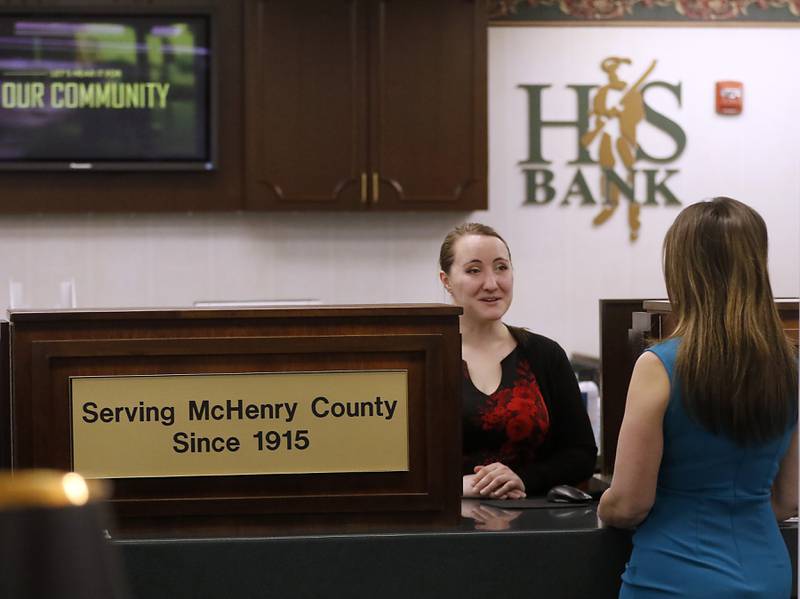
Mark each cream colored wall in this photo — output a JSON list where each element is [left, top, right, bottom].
[[1, 26, 798, 358], [1, 212, 459, 311], [488, 26, 799, 355]]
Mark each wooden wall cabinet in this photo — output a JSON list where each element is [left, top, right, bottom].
[[0, 0, 487, 213], [244, 0, 487, 211]]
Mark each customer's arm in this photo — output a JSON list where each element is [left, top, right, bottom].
[[598, 351, 669, 529], [772, 426, 798, 521]]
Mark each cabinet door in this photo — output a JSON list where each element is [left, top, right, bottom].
[[245, 0, 368, 209], [368, 0, 487, 210]]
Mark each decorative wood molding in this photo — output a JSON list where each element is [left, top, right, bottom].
[[490, 0, 800, 21]]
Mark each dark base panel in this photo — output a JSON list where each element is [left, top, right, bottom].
[[117, 515, 797, 599], [120, 529, 631, 599]]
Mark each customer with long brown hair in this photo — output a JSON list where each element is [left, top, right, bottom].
[[598, 197, 798, 597]]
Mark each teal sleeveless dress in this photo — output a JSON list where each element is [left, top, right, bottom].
[[620, 338, 795, 598]]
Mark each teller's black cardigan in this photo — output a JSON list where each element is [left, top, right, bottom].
[[462, 325, 598, 494]]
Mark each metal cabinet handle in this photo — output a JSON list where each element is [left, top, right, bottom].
[[360, 173, 368, 204], [372, 172, 379, 204]]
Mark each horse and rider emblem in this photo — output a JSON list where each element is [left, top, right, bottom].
[[581, 57, 657, 241]]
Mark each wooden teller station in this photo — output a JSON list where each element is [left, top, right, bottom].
[[2, 305, 463, 532], [0, 301, 796, 599]]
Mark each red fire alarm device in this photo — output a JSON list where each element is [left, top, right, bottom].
[[716, 81, 743, 115]]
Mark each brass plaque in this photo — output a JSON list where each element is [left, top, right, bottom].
[[70, 370, 408, 479]]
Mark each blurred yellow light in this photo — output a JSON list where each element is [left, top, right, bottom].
[[61, 472, 90, 506]]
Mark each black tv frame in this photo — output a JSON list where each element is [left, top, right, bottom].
[[0, 7, 218, 172]]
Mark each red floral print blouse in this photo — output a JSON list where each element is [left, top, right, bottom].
[[463, 346, 551, 469]]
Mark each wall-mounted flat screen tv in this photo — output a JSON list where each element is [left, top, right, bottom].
[[0, 14, 213, 171]]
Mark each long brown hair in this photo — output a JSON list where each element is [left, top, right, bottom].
[[439, 222, 511, 274], [663, 197, 797, 444]]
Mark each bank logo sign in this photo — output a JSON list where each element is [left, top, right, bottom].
[[519, 58, 685, 241]]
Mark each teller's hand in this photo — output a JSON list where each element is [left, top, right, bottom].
[[463, 474, 481, 497], [472, 462, 526, 499]]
